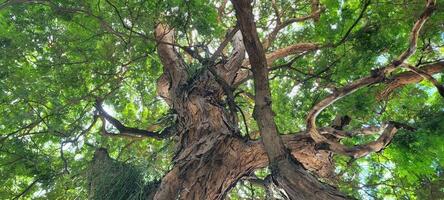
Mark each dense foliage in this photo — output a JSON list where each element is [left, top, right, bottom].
[[0, 0, 443, 199]]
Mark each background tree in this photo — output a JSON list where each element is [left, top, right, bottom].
[[0, 0, 443, 199]]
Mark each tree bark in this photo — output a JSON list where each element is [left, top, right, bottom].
[[151, 22, 346, 199]]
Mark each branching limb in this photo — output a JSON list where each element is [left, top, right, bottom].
[[209, 26, 240, 64], [331, 123, 398, 158], [95, 101, 174, 140], [330, 121, 416, 159], [326, 126, 384, 138], [232, 0, 287, 165], [263, 5, 324, 50], [205, 28, 245, 124], [402, 63, 444, 98], [378, 61, 444, 99], [385, 0, 436, 73], [306, 0, 436, 158]]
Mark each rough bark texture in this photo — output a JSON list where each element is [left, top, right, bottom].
[[151, 21, 346, 199]]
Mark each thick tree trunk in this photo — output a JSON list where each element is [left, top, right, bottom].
[[154, 71, 254, 199], [152, 23, 347, 200], [152, 70, 344, 199]]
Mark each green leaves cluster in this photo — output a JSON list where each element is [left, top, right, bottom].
[[0, 0, 443, 199]]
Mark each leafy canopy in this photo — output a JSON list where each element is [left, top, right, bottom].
[[0, 0, 443, 199]]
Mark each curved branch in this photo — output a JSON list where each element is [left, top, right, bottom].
[[331, 123, 398, 158], [378, 61, 444, 99], [306, 0, 436, 157], [306, 75, 385, 143], [304, 63, 439, 157], [263, 10, 324, 50], [403, 63, 444, 98], [95, 101, 174, 140], [386, 0, 436, 73]]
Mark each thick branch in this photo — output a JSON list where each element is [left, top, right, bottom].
[[328, 126, 384, 138], [331, 123, 398, 158], [385, 0, 436, 73], [209, 26, 240, 64], [225, 30, 246, 84], [232, 0, 287, 165], [232, 1, 348, 199], [378, 61, 444, 99], [95, 101, 173, 140], [154, 24, 188, 100], [306, 63, 442, 155], [247, 122, 408, 181], [403, 63, 444, 98]]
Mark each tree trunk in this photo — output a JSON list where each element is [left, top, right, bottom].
[[152, 23, 347, 200], [152, 69, 343, 199], [153, 70, 256, 199]]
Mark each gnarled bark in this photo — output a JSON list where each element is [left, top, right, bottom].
[[151, 18, 346, 199]]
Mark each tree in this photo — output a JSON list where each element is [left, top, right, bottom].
[[0, 0, 443, 199]]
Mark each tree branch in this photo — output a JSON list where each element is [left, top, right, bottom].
[[263, 3, 323, 50], [233, 43, 320, 86], [232, 1, 348, 199], [330, 123, 398, 158], [305, 0, 436, 157], [12, 178, 41, 200], [378, 61, 444, 99], [402, 63, 444, 98], [94, 101, 174, 140], [330, 0, 371, 47], [385, 0, 436, 73], [232, 0, 287, 165], [225, 30, 246, 84], [155, 24, 188, 100]]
